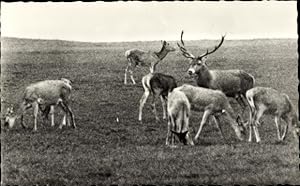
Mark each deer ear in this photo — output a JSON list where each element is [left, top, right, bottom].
[[202, 56, 208, 64]]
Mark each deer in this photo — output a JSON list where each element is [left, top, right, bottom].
[[177, 31, 255, 116], [245, 86, 300, 143], [175, 84, 246, 142], [138, 73, 177, 122], [166, 88, 194, 146], [39, 78, 72, 122], [3, 78, 76, 131], [124, 40, 176, 85]]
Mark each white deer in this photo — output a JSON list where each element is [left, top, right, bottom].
[[177, 31, 255, 115], [124, 41, 176, 85], [166, 88, 194, 146], [175, 84, 246, 141], [3, 78, 76, 131], [245, 86, 300, 142]]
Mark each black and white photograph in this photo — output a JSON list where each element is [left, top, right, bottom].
[[1, 1, 299, 185]]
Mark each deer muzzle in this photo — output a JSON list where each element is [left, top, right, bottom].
[[188, 69, 195, 75]]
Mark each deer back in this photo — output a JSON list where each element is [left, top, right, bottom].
[[149, 73, 177, 97], [175, 84, 227, 112], [24, 80, 72, 104], [207, 70, 254, 96]]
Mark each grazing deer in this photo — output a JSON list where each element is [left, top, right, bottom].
[[175, 84, 246, 141], [166, 89, 194, 146], [39, 78, 72, 122], [138, 73, 177, 122], [3, 79, 76, 131], [177, 31, 255, 113], [124, 41, 176, 85], [245, 87, 300, 142]]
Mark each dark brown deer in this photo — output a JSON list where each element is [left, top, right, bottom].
[[177, 31, 255, 113], [124, 41, 176, 85], [138, 73, 177, 122]]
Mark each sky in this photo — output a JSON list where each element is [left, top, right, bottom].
[[1, 1, 297, 42]]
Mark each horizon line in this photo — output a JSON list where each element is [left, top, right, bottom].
[[2, 35, 298, 43]]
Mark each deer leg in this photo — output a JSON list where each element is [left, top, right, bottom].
[[58, 103, 66, 129], [274, 116, 282, 140], [248, 124, 253, 142], [151, 95, 159, 122], [32, 102, 39, 131], [59, 102, 76, 129], [166, 115, 174, 146], [213, 115, 226, 140], [248, 106, 255, 142], [127, 63, 136, 85], [160, 96, 167, 120], [129, 70, 136, 85], [171, 115, 176, 147], [20, 114, 27, 129], [124, 64, 129, 85], [65, 103, 76, 129], [49, 105, 55, 127], [59, 113, 68, 129], [252, 106, 265, 142], [138, 90, 150, 122], [281, 123, 289, 141], [240, 94, 250, 119], [194, 109, 212, 141], [40, 105, 50, 120], [235, 94, 247, 118], [19, 102, 32, 129], [280, 116, 289, 141], [254, 105, 266, 126], [253, 125, 261, 143], [60, 115, 66, 129]]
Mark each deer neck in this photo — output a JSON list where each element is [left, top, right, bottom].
[[196, 68, 212, 88], [154, 46, 169, 60]]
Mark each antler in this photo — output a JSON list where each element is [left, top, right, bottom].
[[177, 30, 195, 59], [198, 34, 226, 59]]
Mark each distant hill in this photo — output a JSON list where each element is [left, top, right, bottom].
[[1, 37, 110, 53], [1, 36, 297, 53]]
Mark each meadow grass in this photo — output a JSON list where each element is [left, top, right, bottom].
[[1, 37, 299, 185]]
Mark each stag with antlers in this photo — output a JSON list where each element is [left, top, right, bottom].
[[177, 31, 255, 114], [124, 41, 176, 85]]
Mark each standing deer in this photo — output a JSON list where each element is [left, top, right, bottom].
[[3, 79, 76, 131], [138, 73, 177, 122], [177, 31, 255, 113], [124, 41, 176, 85], [166, 88, 194, 146], [175, 84, 246, 142], [245, 87, 300, 142]]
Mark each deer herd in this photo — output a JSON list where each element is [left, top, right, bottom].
[[3, 31, 299, 147]]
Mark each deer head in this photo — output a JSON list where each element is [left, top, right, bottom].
[[170, 130, 194, 145], [3, 107, 17, 129], [161, 40, 176, 52], [177, 30, 225, 76]]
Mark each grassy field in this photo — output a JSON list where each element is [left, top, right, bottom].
[[1, 37, 299, 185]]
